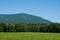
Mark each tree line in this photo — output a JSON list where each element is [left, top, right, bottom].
[[0, 22, 60, 33]]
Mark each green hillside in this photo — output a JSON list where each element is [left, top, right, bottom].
[[0, 13, 51, 23]]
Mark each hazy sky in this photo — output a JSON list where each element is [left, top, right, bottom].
[[0, 0, 60, 22]]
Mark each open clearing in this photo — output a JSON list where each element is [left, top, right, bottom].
[[0, 32, 60, 40]]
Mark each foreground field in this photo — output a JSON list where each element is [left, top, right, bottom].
[[0, 32, 60, 40]]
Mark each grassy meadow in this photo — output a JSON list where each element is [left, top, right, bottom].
[[0, 32, 60, 40]]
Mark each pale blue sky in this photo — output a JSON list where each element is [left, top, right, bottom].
[[0, 0, 60, 22]]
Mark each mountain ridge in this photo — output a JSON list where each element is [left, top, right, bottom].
[[0, 13, 51, 23]]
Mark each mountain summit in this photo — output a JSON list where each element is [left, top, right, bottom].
[[0, 13, 51, 23]]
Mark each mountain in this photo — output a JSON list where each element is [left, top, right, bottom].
[[0, 13, 51, 23]]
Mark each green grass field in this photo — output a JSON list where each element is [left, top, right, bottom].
[[0, 32, 60, 40]]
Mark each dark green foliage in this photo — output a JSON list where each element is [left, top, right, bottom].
[[0, 22, 60, 33]]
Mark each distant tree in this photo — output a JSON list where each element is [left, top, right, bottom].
[[5, 23, 15, 32]]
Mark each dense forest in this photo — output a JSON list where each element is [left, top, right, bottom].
[[0, 22, 60, 33]]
